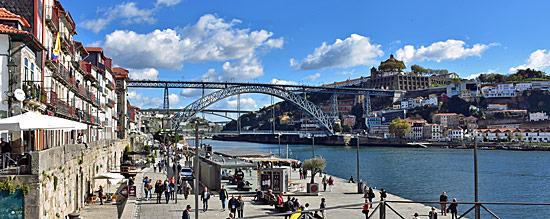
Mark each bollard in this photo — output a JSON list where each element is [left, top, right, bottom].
[[379, 201, 386, 219], [68, 213, 80, 219]]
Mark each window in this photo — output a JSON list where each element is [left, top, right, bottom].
[[31, 63, 34, 81], [24, 58, 28, 80]]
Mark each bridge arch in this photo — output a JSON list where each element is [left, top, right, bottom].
[[171, 85, 334, 134]]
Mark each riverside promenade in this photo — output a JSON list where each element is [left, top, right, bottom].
[[82, 156, 460, 219]]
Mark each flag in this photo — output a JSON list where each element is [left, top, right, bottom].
[[52, 32, 60, 61]]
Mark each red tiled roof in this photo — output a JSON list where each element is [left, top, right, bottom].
[[0, 23, 29, 34], [0, 8, 30, 27], [85, 47, 103, 52], [434, 113, 458, 116]]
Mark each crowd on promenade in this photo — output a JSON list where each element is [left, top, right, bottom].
[[137, 144, 463, 219]]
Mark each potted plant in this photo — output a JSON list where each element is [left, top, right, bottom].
[[303, 157, 326, 193]]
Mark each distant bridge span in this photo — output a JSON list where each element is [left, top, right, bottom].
[[171, 85, 334, 134]]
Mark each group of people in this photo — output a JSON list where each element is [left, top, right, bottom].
[[410, 192, 458, 219], [321, 175, 335, 192], [141, 176, 180, 204]]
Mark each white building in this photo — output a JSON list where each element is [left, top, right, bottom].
[[529, 112, 549, 122], [515, 83, 532, 92], [475, 128, 550, 143], [450, 127, 464, 141]]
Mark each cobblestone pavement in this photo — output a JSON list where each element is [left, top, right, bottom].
[[83, 152, 465, 219]]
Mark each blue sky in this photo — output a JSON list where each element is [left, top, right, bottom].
[[63, 0, 550, 119]]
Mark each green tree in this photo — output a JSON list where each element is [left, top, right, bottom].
[[342, 124, 352, 133], [389, 118, 411, 138], [411, 64, 428, 75], [333, 123, 342, 133], [303, 157, 326, 184]]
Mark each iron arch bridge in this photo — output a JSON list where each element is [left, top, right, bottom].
[[171, 85, 334, 134]]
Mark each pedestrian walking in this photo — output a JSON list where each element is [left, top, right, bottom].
[[328, 176, 334, 192], [449, 198, 458, 219], [182, 205, 191, 219], [155, 180, 162, 204], [322, 176, 328, 192], [184, 181, 191, 200], [237, 195, 244, 218], [362, 200, 370, 219], [164, 181, 171, 204], [143, 176, 151, 200], [96, 186, 104, 205], [1, 138, 11, 168], [318, 198, 326, 219], [201, 187, 211, 212], [299, 168, 303, 179], [380, 188, 387, 201], [220, 185, 229, 211], [429, 207, 438, 219], [440, 192, 448, 216], [229, 195, 237, 215], [367, 187, 375, 207], [170, 178, 176, 200]]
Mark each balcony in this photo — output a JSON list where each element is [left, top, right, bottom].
[[22, 82, 42, 103], [56, 100, 70, 116], [49, 91, 58, 106], [106, 80, 115, 90], [61, 34, 70, 53], [45, 5, 59, 31], [45, 49, 58, 70]]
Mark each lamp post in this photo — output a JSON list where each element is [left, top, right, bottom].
[[278, 132, 282, 158], [193, 120, 200, 219], [356, 134, 361, 193], [308, 134, 315, 158]]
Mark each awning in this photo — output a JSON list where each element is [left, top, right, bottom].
[[0, 112, 87, 131]]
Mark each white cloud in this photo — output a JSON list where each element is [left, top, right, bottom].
[[168, 93, 180, 105], [127, 90, 163, 108], [81, 2, 156, 33], [129, 68, 159, 80], [302, 72, 321, 81], [335, 69, 355, 75], [219, 96, 258, 111], [103, 14, 283, 70], [290, 34, 383, 71], [89, 40, 102, 47], [395, 39, 496, 64], [270, 78, 298, 85], [509, 49, 550, 73], [155, 0, 182, 7]]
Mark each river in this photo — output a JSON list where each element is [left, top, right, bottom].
[[194, 139, 550, 218]]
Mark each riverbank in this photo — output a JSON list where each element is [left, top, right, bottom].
[[212, 134, 550, 151]]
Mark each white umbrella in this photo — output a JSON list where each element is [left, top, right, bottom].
[[93, 173, 125, 193], [0, 112, 87, 130]]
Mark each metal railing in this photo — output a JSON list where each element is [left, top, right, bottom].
[[0, 153, 32, 175], [238, 200, 550, 219]]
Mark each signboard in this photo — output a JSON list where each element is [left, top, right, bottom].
[[129, 186, 136, 197], [0, 190, 23, 219], [118, 186, 129, 198]]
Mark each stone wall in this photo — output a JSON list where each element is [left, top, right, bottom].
[[0, 139, 128, 219]]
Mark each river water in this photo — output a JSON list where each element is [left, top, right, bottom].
[[197, 139, 550, 218]]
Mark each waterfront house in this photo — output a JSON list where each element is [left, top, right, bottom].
[[432, 113, 459, 128]]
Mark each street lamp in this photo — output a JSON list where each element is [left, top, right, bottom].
[[277, 132, 282, 157], [307, 134, 315, 158], [355, 134, 361, 193]]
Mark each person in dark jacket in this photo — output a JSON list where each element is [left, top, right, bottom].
[[155, 180, 162, 204], [182, 205, 191, 219], [449, 198, 458, 219], [284, 197, 294, 219], [229, 195, 237, 215], [97, 186, 104, 205], [367, 188, 375, 207], [220, 185, 229, 211], [237, 195, 244, 218], [429, 207, 438, 219], [440, 192, 448, 216]]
